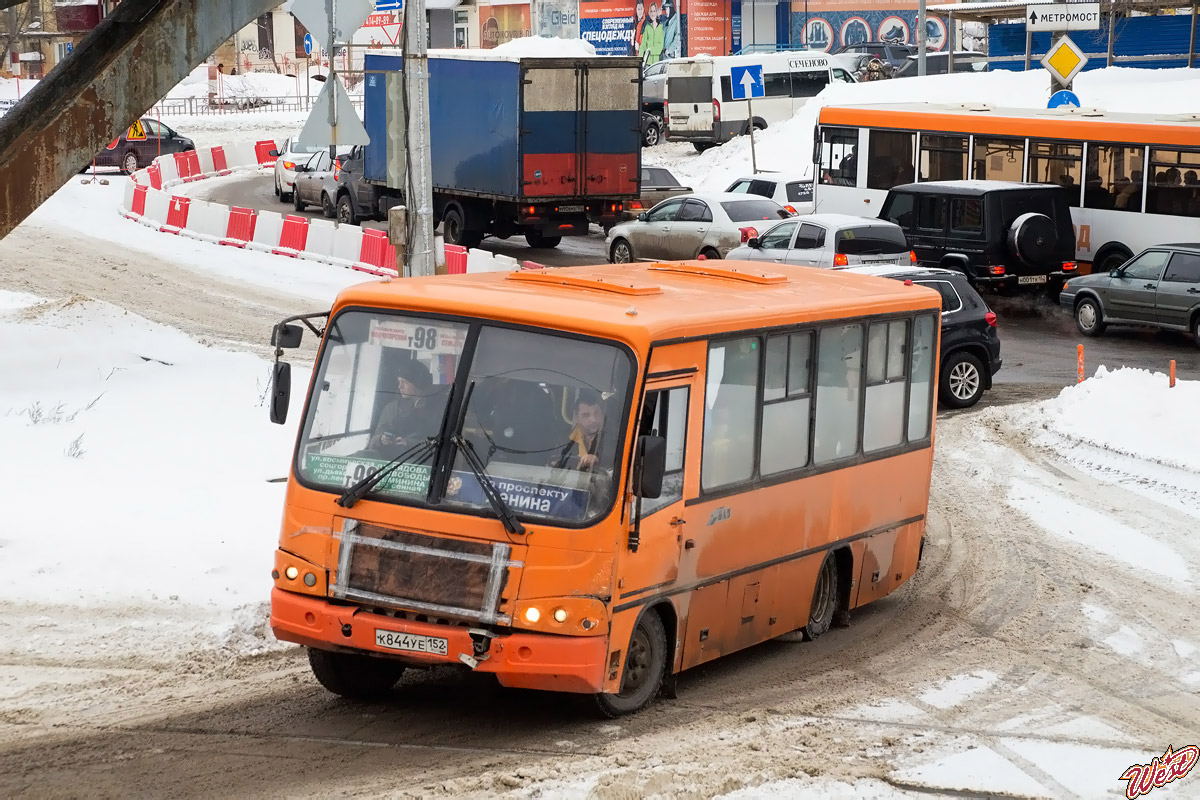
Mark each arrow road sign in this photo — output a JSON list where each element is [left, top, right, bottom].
[[1027, 3, 1101, 32], [730, 64, 764, 100], [1048, 89, 1081, 108], [303, 32, 314, 56]]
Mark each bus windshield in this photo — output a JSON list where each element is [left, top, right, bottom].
[[296, 310, 634, 526]]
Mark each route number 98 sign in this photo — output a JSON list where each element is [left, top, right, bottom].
[[368, 319, 466, 354]]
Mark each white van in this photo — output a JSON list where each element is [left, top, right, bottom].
[[665, 52, 837, 152]]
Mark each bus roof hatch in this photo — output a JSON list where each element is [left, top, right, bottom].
[[504, 270, 663, 296], [647, 262, 788, 285]]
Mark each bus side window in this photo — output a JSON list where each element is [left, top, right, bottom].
[[819, 127, 858, 186], [702, 338, 759, 490], [867, 130, 915, 190], [639, 386, 690, 517], [813, 324, 864, 465], [907, 315, 936, 441]]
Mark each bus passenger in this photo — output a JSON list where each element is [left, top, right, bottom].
[[369, 359, 440, 453]]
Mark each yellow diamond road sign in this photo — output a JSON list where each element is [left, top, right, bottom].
[[1041, 34, 1088, 86]]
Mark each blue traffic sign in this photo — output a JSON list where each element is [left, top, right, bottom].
[[303, 33, 314, 56], [730, 64, 764, 100], [1048, 89, 1081, 109]]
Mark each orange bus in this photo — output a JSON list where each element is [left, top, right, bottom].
[[266, 260, 941, 715]]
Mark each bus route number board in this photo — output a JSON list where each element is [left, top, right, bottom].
[[368, 319, 465, 354]]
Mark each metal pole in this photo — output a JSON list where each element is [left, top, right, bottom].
[[947, 13, 955, 73], [404, 0, 435, 277], [917, 0, 927, 76], [1106, 1, 1116, 67], [1188, 3, 1197, 68], [748, 96, 758, 174], [1024, 27, 1031, 70]]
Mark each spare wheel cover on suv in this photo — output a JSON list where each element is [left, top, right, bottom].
[[1007, 212, 1057, 266]]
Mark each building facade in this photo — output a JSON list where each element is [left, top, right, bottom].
[[2, 0, 117, 78]]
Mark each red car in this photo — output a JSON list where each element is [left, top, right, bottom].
[[88, 118, 196, 174]]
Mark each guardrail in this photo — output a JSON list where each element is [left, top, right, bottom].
[[147, 94, 365, 117]]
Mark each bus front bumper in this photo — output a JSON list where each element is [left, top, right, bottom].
[[270, 588, 608, 694]]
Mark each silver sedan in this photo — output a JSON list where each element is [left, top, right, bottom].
[[726, 213, 915, 269], [606, 192, 792, 263]]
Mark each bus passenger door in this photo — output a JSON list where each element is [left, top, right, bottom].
[[618, 380, 694, 620]]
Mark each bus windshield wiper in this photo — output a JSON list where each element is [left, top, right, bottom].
[[452, 434, 526, 536], [336, 437, 438, 509], [339, 382, 459, 509]]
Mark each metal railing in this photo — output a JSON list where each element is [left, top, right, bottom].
[[146, 94, 365, 117]]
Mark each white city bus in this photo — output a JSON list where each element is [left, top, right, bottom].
[[812, 102, 1200, 273], [667, 52, 851, 152]]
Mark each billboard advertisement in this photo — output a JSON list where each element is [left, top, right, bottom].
[[480, 2, 533, 48], [792, 3, 948, 52], [686, 0, 730, 55], [581, 0, 687, 62], [536, 0, 582, 39]]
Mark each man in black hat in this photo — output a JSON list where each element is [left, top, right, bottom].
[[369, 359, 440, 453]]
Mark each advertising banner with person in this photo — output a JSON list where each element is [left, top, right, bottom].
[[581, 0, 688, 60], [481, 2, 533, 48]]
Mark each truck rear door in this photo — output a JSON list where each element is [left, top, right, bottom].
[[520, 66, 580, 198], [582, 64, 640, 198], [666, 61, 714, 139]]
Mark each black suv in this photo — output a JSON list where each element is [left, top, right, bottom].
[[879, 181, 1078, 294], [846, 266, 1002, 408]]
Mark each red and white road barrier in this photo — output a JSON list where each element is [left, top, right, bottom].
[[116, 139, 425, 278]]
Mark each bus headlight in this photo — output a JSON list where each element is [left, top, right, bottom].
[[513, 598, 608, 635], [285, 566, 299, 580]]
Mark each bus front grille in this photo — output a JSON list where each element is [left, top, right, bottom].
[[331, 519, 522, 625]]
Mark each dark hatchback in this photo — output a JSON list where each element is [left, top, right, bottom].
[[845, 265, 1002, 408], [90, 118, 195, 175]]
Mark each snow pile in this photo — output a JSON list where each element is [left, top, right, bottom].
[[1021, 366, 1199, 476], [646, 66, 1200, 193], [0, 290, 305, 658], [0, 76, 35, 100], [165, 64, 355, 102]]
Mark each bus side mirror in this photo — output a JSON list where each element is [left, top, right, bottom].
[[272, 322, 303, 349], [270, 361, 291, 425], [636, 435, 666, 499]]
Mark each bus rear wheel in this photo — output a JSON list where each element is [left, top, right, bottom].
[[593, 611, 667, 718], [307, 647, 406, 700], [802, 555, 839, 641]]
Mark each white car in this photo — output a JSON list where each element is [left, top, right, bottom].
[[726, 213, 916, 269], [606, 192, 793, 263], [271, 137, 328, 203], [725, 169, 816, 215]]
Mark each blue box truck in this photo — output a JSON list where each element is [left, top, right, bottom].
[[351, 50, 643, 250]]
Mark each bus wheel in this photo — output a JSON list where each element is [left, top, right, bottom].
[[307, 647, 406, 700], [802, 555, 839, 641], [594, 612, 667, 718]]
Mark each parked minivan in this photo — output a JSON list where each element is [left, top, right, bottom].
[[665, 53, 833, 152]]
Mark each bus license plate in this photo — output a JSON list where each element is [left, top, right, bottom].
[[375, 629, 448, 656], [557, 205, 584, 213], [1018, 275, 1048, 285]]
